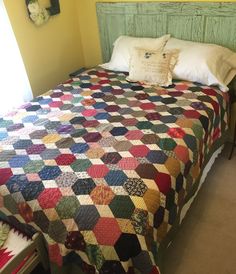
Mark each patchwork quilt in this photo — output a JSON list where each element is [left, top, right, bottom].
[[0, 67, 228, 274]]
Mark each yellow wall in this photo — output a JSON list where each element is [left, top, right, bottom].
[[77, 0, 236, 68], [4, 0, 84, 97], [3, 0, 235, 96]]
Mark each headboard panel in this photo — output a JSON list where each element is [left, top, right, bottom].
[[96, 2, 236, 63]]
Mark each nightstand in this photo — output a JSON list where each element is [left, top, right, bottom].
[[69, 67, 86, 78], [228, 82, 236, 160]]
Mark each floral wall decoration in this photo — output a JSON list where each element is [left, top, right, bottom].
[[25, 0, 60, 26]]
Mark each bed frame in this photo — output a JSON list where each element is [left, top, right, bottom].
[[97, 2, 236, 62]]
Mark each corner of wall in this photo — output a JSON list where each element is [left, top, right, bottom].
[[75, 0, 103, 68]]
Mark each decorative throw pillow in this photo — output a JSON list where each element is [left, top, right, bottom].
[[127, 48, 178, 86], [100, 34, 171, 72], [165, 38, 236, 91]]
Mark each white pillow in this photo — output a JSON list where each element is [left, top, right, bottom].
[[127, 48, 178, 87], [165, 38, 236, 92], [100, 34, 170, 72]]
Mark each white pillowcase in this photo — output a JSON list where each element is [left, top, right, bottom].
[[165, 38, 236, 92], [100, 34, 170, 72]]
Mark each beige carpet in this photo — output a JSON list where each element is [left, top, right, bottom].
[[163, 144, 236, 274]]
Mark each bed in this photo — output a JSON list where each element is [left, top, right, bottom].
[[0, 2, 236, 274]]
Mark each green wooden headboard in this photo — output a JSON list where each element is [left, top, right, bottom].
[[96, 2, 236, 63]]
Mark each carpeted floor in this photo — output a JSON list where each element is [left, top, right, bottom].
[[32, 145, 236, 274], [163, 144, 236, 274]]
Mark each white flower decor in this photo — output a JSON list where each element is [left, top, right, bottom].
[[27, 0, 50, 26]]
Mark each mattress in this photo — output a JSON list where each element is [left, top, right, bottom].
[[0, 67, 229, 274], [179, 145, 223, 224]]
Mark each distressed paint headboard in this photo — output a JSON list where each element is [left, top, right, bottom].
[[96, 2, 236, 63]]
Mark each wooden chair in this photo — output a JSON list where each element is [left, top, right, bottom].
[[0, 222, 49, 274]]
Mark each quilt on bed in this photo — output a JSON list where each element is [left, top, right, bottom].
[[0, 67, 228, 274]]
